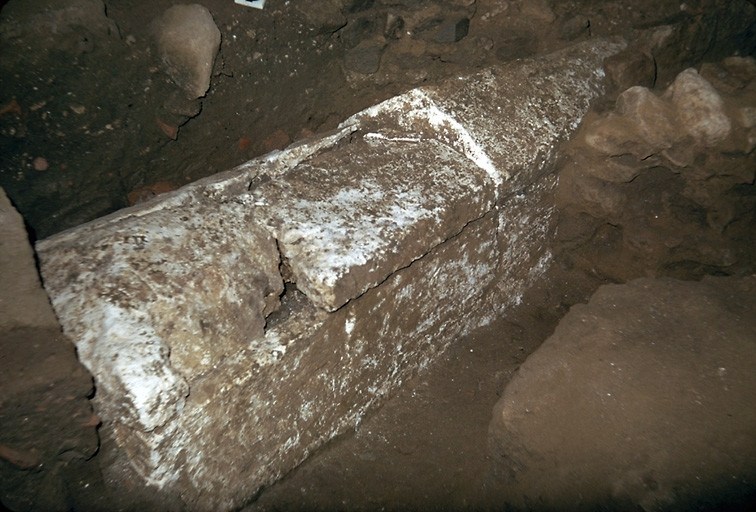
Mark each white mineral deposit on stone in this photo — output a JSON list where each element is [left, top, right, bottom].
[[235, 0, 266, 9], [407, 90, 504, 186], [300, 401, 314, 422], [78, 303, 188, 432], [364, 133, 424, 144], [142, 426, 189, 486], [280, 183, 441, 293], [241, 329, 293, 368], [271, 124, 355, 166], [343, 89, 503, 189], [345, 316, 356, 335]]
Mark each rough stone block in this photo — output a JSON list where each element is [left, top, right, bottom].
[[488, 276, 756, 510], [603, 47, 657, 91], [434, 17, 470, 43], [616, 85, 679, 151], [490, 172, 559, 314]]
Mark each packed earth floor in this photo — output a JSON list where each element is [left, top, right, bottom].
[[1, 0, 755, 511]]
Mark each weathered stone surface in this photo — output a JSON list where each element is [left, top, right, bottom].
[[583, 64, 745, 160], [152, 4, 221, 98], [584, 85, 681, 159], [254, 136, 495, 311], [35, 39, 623, 510], [488, 276, 756, 511], [0, 188, 98, 511], [37, 193, 284, 479], [560, 14, 590, 41], [665, 68, 732, 146], [616, 86, 678, 150], [345, 38, 626, 194], [340, 38, 623, 316], [172, 211, 499, 510], [583, 113, 653, 158], [489, 171, 559, 315]]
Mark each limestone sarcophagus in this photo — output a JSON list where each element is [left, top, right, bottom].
[[36, 39, 623, 510]]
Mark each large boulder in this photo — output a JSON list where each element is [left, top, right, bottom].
[[488, 276, 756, 511]]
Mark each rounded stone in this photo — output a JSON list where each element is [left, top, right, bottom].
[[152, 4, 221, 99]]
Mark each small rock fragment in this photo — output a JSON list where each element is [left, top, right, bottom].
[[477, 36, 494, 51], [262, 129, 291, 153], [155, 117, 178, 140], [127, 181, 177, 206], [32, 156, 49, 171], [162, 92, 202, 119], [295, 0, 347, 34], [0, 99, 22, 118]]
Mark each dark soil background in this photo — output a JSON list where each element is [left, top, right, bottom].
[[1, 1, 755, 511]]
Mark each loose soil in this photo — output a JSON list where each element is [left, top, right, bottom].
[[1, 1, 755, 511]]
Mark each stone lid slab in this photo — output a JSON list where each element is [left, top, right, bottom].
[[253, 135, 496, 311], [343, 39, 626, 194]]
